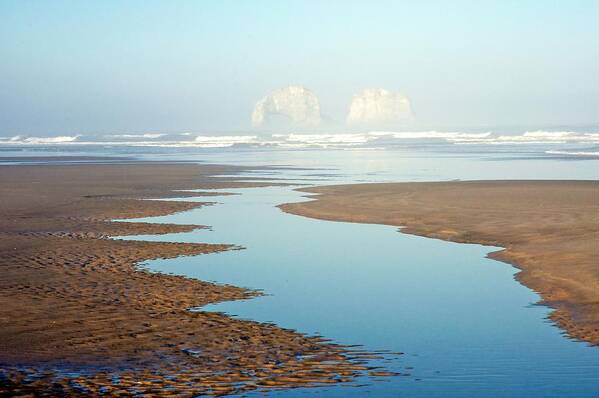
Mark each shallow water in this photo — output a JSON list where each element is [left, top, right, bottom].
[[125, 178, 599, 397], [6, 144, 599, 395], [5, 143, 599, 395]]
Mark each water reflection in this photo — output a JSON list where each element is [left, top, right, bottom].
[[127, 185, 599, 397]]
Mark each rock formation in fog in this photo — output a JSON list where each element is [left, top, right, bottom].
[[347, 89, 413, 126], [252, 86, 321, 128]]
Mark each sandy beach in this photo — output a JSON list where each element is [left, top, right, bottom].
[[0, 160, 371, 396], [280, 181, 599, 346]]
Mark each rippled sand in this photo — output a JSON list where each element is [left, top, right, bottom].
[[0, 160, 381, 396]]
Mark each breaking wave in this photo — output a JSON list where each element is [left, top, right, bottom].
[[545, 150, 599, 157], [105, 133, 166, 139], [193, 135, 258, 147], [0, 135, 81, 144], [2, 130, 599, 149]]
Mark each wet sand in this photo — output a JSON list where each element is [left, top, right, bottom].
[[280, 181, 599, 346], [0, 161, 373, 396]]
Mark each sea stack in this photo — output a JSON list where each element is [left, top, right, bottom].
[[252, 85, 321, 128], [347, 88, 413, 126]]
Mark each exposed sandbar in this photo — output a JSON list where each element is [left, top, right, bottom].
[[0, 161, 374, 396], [280, 181, 599, 345]]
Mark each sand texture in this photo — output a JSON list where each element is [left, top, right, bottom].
[[279, 181, 599, 345], [0, 161, 379, 397]]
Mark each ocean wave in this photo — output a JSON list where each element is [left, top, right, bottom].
[[282, 133, 373, 147], [0, 135, 81, 144], [545, 150, 599, 157], [105, 133, 166, 139], [193, 135, 258, 147], [2, 130, 599, 149], [369, 131, 492, 140], [446, 131, 599, 145]]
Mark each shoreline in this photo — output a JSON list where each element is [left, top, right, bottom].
[[279, 180, 599, 346], [0, 160, 374, 396]]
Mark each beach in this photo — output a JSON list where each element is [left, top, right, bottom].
[[0, 160, 370, 396], [280, 181, 599, 346]]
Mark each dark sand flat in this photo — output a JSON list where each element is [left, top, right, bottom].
[[0, 161, 369, 396], [280, 181, 599, 345]]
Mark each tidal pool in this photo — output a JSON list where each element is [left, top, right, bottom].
[[124, 183, 599, 398]]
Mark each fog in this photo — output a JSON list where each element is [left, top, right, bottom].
[[1, 1, 598, 136]]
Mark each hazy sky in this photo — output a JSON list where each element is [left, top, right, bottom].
[[1, 0, 598, 136]]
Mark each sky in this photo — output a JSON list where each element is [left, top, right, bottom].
[[1, 0, 599, 136]]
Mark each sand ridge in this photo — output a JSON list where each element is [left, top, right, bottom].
[[279, 180, 599, 346]]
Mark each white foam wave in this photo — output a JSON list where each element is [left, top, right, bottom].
[[369, 131, 492, 141], [193, 135, 258, 147], [545, 150, 599, 157], [2, 130, 599, 149], [106, 133, 166, 139], [284, 133, 372, 147], [449, 131, 599, 145], [0, 135, 81, 144]]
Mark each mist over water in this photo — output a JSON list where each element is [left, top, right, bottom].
[[3, 2, 599, 134]]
